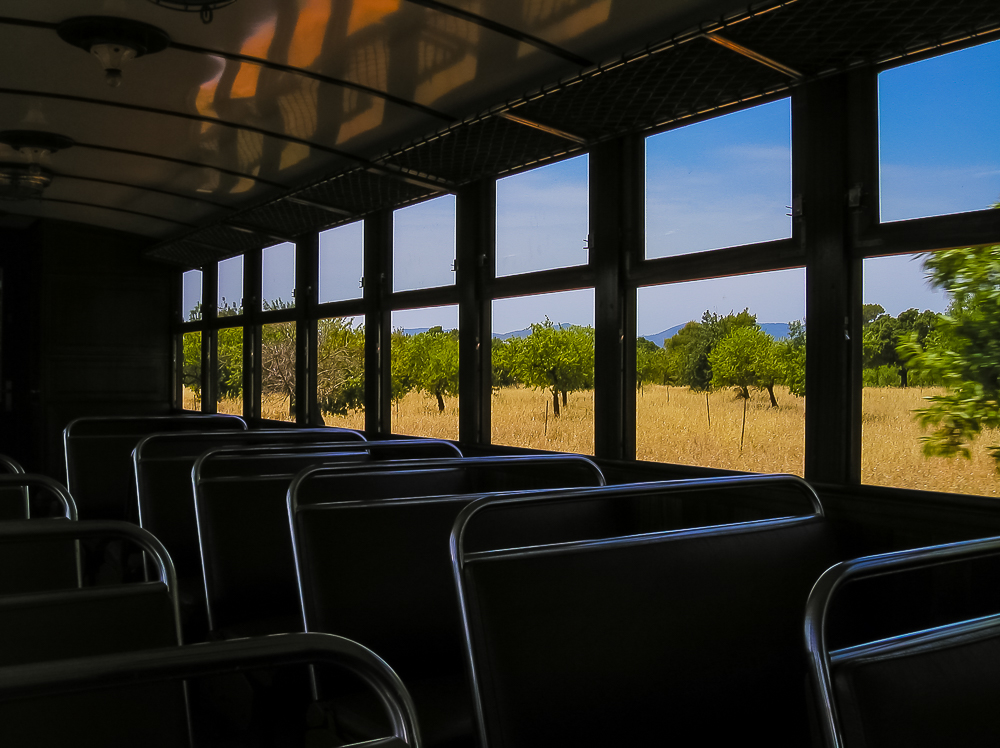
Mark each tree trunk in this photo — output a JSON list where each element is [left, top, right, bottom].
[[552, 389, 561, 417], [766, 384, 778, 408], [436, 391, 445, 412], [739, 385, 750, 400], [561, 390, 567, 407], [900, 366, 909, 388]]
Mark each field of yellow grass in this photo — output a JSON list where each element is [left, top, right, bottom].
[[636, 384, 804, 474], [862, 387, 1000, 496], [191, 384, 1000, 497]]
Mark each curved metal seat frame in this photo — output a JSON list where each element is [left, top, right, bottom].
[[0, 474, 78, 520], [804, 535, 1000, 748], [451, 473, 824, 748], [0, 632, 421, 747]]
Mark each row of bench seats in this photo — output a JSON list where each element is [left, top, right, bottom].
[[1, 433, 423, 747], [2, 412, 997, 747]]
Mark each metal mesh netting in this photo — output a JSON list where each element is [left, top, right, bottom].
[[511, 38, 793, 142], [379, 115, 578, 185], [188, 224, 274, 254], [235, 198, 340, 238], [296, 169, 435, 215], [147, 238, 231, 266], [148, 0, 1000, 267], [726, 0, 1000, 74]]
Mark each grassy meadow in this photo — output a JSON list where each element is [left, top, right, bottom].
[[187, 384, 1000, 498]]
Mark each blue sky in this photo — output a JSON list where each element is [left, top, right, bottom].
[[185, 39, 998, 335]]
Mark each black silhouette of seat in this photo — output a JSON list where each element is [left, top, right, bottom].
[[290, 454, 606, 748], [63, 414, 246, 521], [133, 427, 365, 640], [806, 535, 1000, 748], [452, 474, 837, 748], [195, 439, 462, 638]]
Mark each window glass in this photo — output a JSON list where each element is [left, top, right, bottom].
[[390, 306, 459, 439], [636, 269, 805, 473], [318, 315, 365, 429], [262, 242, 296, 311], [181, 331, 202, 411], [182, 270, 202, 322], [879, 40, 1000, 222], [496, 155, 589, 277], [319, 222, 364, 303], [645, 98, 792, 259], [393, 196, 456, 292], [216, 326, 243, 416], [261, 321, 296, 422], [492, 289, 595, 454], [861, 252, 999, 496], [217, 256, 243, 316]]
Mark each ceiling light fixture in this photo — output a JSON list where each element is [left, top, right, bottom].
[[57, 17, 170, 88], [146, 0, 237, 24], [0, 131, 74, 201]]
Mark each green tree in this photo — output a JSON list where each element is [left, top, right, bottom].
[[900, 239, 1000, 466], [780, 319, 806, 397], [863, 307, 940, 387], [408, 327, 460, 412], [636, 337, 670, 393], [680, 309, 758, 391], [390, 330, 416, 409], [182, 331, 202, 397], [516, 319, 594, 416], [261, 321, 296, 417], [317, 317, 365, 415], [217, 327, 243, 399], [708, 325, 784, 406], [491, 336, 523, 391]]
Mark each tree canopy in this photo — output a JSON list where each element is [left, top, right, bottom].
[[901, 240, 1000, 466]]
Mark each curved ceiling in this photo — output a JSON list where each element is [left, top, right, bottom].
[[0, 0, 996, 266]]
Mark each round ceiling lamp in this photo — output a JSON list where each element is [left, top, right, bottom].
[[57, 17, 170, 88], [0, 131, 74, 201], [146, 0, 237, 24]]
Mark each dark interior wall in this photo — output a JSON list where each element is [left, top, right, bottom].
[[0, 219, 173, 477]]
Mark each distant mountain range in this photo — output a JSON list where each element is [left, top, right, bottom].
[[404, 321, 791, 346], [639, 322, 791, 348]]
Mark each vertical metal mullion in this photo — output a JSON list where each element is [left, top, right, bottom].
[[797, 76, 862, 484], [365, 211, 392, 436], [172, 271, 182, 410], [296, 233, 319, 426], [457, 179, 494, 446], [202, 262, 218, 413], [591, 136, 642, 460], [243, 248, 262, 422]]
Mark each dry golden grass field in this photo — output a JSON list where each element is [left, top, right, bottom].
[[191, 384, 1000, 497]]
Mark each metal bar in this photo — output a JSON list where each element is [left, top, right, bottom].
[[364, 212, 392, 435], [170, 40, 455, 123], [631, 237, 804, 287], [285, 196, 353, 217], [0, 86, 365, 165], [225, 222, 294, 245], [402, 0, 592, 68], [489, 264, 597, 300], [857, 208, 1000, 259], [387, 286, 461, 311], [53, 173, 232, 209], [496, 112, 588, 146], [35, 198, 197, 228], [703, 33, 804, 80], [366, 164, 455, 194], [73, 141, 285, 189]]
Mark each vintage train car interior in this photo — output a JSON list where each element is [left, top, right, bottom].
[[1, 0, 1000, 746]]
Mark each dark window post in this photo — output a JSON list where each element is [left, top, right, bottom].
[[296, 233, 319, 425], [243, 248, 261, 422], [797, 76, 864, 484], [364, 211, 392, 436], [591, 136, 642, 460], [457, 179, 494, 446], [202, 261, 218, 413]]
